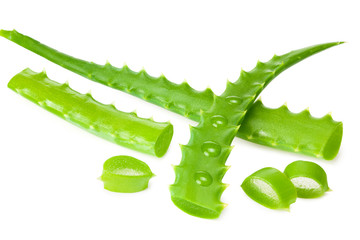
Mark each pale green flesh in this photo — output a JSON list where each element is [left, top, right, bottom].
[[291, 177, 324, 197], [250, 179, 280, 204]]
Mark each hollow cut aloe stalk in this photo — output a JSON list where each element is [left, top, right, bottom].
[[8, 68, 173, 157], [169, 42, 342, 218], [0, 30, 343, 160]]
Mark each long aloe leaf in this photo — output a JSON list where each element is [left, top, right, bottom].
[[0, 30, 343, 159], [8, 68, 173, 157]]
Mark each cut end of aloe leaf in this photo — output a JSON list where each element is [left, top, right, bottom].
[[322, 122, 343, 160], [241, 167, 297, 210], [284, 160, 329, 198], [242, 178, 282, 209], [101, 155, 154, 193], [171, 196, 222, 219], [290, 177, 325, 198], [154, 124, 173, 157]]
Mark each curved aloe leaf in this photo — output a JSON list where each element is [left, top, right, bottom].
[[0, 30, 343, 159], [101, 155, 155, 193], [170, 42, 342, 218], [8, 68, 173, 157]]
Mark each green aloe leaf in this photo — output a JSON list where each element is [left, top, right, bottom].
[[241, 167, 297, 210], [284, 160, 329, 198], [101, 155, 155, 193], [0, 29, 343, 159], [7, 68, 173, 157]]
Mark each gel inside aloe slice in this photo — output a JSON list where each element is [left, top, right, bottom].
[[241, 167, 297, 210], [284, 160, 329, 198], [101, 155, 155, 193]]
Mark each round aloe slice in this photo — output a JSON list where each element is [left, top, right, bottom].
[[101, 155, 155, 193], [241, 167, 297, 210], [284, 160, 329, 198]]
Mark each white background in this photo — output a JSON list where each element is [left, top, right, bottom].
[[0, 0, 359, 239]]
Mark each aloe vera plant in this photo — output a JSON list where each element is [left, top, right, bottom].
[[8, 68, 173, 157], [241, 167, 297, 210], [0, 30, 343, 160], [101, 155, 155, 193], [169, 42, 342, 218]]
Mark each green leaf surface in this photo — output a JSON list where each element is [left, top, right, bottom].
[[0, 29, 343, 159], [170, 42, 342, 218], [240, 101, 343, 160], [7, 68, 173, 157]]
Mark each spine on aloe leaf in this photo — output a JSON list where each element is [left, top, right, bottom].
[[0, 30, 342, 159], [8, 68, 173, 157], [170, 42, 342, 218]]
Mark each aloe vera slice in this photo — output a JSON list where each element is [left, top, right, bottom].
[[8, 68, 173, 157], [241, 167, 297, 210], [101, 155, 155, 193], [284, 160, 329, 198]]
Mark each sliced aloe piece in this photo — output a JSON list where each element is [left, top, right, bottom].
[[101, 155, 155, 193], [284, 160, 329, 198], [241, 167, 297, 210]]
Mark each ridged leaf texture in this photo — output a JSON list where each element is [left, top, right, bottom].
[[0, 30, 343, 159], [8, 68, 173, 157]]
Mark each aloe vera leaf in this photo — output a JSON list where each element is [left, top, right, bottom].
[[8, 68, 173, 157], [284, 160, 329, 198], [170, 42, 342, 218], [0, 30, 343, 159], [101, 155, 154, 193], [241, 167, 297, 210], [241, 101, 343, 160]]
